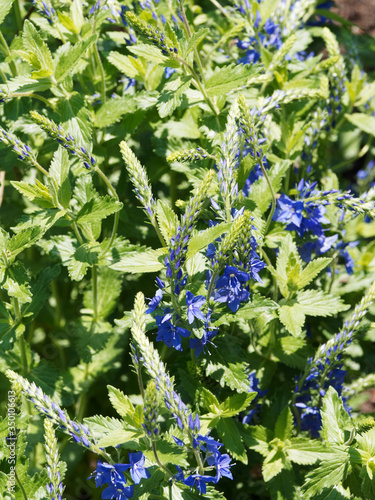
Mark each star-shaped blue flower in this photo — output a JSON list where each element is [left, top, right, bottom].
[[185, 291, 206, 324]]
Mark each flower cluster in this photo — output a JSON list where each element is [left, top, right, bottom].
[[89, 453, 150, 499], [5, 370, 99, 452], [131, 293, 234, 494], [44, 419, 65, 500], [32, 0, 56, 24], [0, 127, 39, 166], [167, 147, 213, 163], [143, 381, 160, 439], [294, 281, 375, 436], [125, 12, 180, 56], [30, 111, 96, 169], [120, 141, 156, 220]]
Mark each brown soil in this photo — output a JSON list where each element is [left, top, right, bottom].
[[334, 0, 375, 35]]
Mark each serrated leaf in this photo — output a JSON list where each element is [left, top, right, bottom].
[[83, 267, 122, 319], [321, 387, 351, 446], [216, 418, 248, 463], [110, 248, 165, 274], [278, 302, 305, 337], [108, 51, 145, 79], [128, 43, 169, 64], [54, 34, 97, 82], [10, 180, 54, 208], [143, 440, 189, 468], [183, 28, 210, 58], [155, 200, 178, 243], [247, 160, 291, 214], [205, 63, 260, 96], [297, 290, 349, 317], [21, 20, 54, 78], [297, 257, 332, 289], [287, 438, 331, 465], [0, 0, 14, 25], [262, 457, 284, 482], [186, 222, 231, 260], [8, 226, 46, 260], [157, 76, 192, 118], [97, 428, 142, 447], [303, 449, 351, 496], [50, 235, 89, 281], [94, 96, 135, 128], [75, 196, 122, 223], [107, 385, 135, 420], [49, 146, 71, 208], [220, 392, 256, 417], [275, 407, 293, 441], [345, 113, 375, 137], [274, 335, 313, 369], [214, 294, 278, 326], [241, 425, 273, 457]]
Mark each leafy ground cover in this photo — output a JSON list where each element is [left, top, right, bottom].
[[0, 0, 375, 499]]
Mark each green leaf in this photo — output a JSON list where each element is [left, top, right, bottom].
[[21, 265, 60, 322], [143, 440, 189, 468], [241, 424, 273, 457], [321, 387, 351, 446], [246, 160, 290, 214], [54, 34, 97, 82], [297, 290, 349, 317], [8, 226, 46, 260], [108, 51, 145, 80], [262, 456, 285, 482], [183, 28, 210, 58], [21, 20, 54, 78], [94, 95, 135, 128], [110, 248, 166, 274], [220, 392, 257, 417], [287, 438, 330, 465], [186, 222, 231, 259], [128, 43, 170, 64], [303, 449, 351, 496], [97, 428, 142, 448], [274, 335, 313, 369], [345, 113, 375, 137], [0, 0, 14, 25], [155, 200, 178, 244], [107, 385, 135, 421], [216, 418, 248, 463], [48, 146, 71, 208], [3, 261, 32, 304], [205, 63, 260, 96], [75, 195, 122, 223], [297, 257, 332, 289], [50, 235, 89, 281], [83, 268, 122, 319], [157, 76, 192, 118], [10, 180, 54, 208], [60, 92, 93, 152], [274, 407, 293, 441], [278, 302, 306, 337], [214, 294, 278, 326]]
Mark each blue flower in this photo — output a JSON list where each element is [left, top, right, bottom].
[[155, 312, 191, 351], [128, 452, 150, 485], [273, 180, 329, 237], [214, 265, 250, 312], [183, 474, 216, 494], [90, 461, 129, 488], [186, 291, 206, 324], [101, 483, 134, 500], [207, 452, 233, 483], [146, 289, 163, 313]]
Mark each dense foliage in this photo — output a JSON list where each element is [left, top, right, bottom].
[[1, 0, 375, 498]]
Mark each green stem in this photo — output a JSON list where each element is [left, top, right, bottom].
[[13, 298, 28, 374], [13, 0, 23, 32], [93, 43, 106, 104], [13, 92, 56, 109], [30, 158, 49, 177], [259, 156, 276, 234], [95, 166, 120, 252], [209, 0, 231, 20], [92, 265, 98, 321], [72, 221, 84, 245], [152, 441, 174, 478], [0, 31, 17, 77], [178, 1, 206, 83], [260, 248, 278, 302], [15, 470, 28, 500], [206, 270, 218, 304]]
